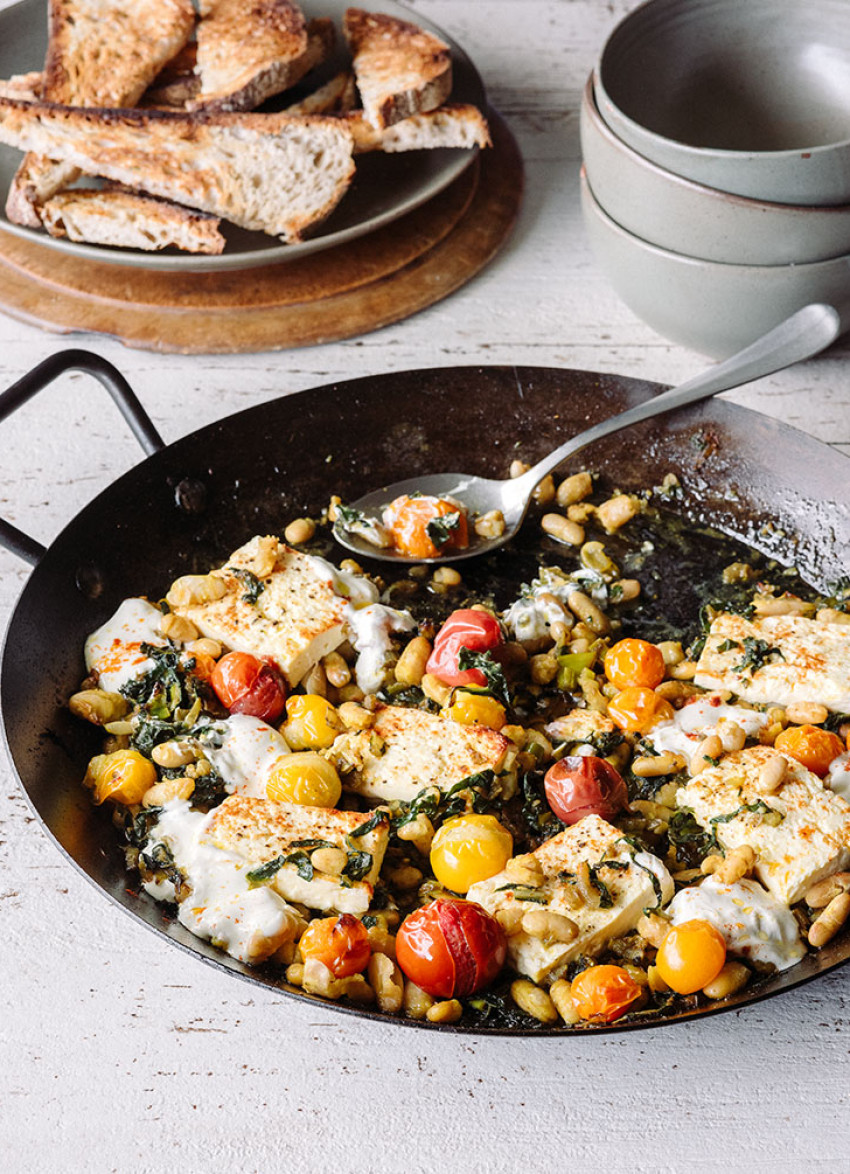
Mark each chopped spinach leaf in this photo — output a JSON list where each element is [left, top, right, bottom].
[[349, 811, 390, 838], [493, 883, 548, 904], [733, 637, 785, 676], [667, 808, 718, 868], [246, 849, 314, 887], [426, 511, 462, 548], [457, 647, 510, 707], [336, 504, 368, 528], [342, 846, 373, 882], [228, 566, 266, 604], [716, 639, 740, 653], [709, 800, 782, 827]]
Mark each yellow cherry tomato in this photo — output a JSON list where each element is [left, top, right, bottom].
[[607, 687, 674, 734], [298, 914, 371, 977], [774, 724, 844, 777], [265, 752, 342, 807], [444, 690, 507, 730], [604, 638, 665, 690], [570, 965, 642, 1022], [429, 814, 513, 894], [656, 919, 727, 994], [281, 694, 343, 751], [87, 749, 157, 806]]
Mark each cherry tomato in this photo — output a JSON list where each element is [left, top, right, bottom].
[[774, 724, 844, 777], [570, 964, 642, 1023], [543, 755, 629, 824], [426, 609, 504, 688], [444, 690, 507, 730], [186, 650, 217, 681], [210, 651, 286, 723], [395, 898, 506, 998], [298, 914, 371, 978], [87, 749, 156, 806], [607, 686, 674, 734], [604, 638, 665, 690], [656, 919, 727, 994], [383, 494, 470, 560], [429, 814, 513, 893]]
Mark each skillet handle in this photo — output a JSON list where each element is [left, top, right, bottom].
[[0, 349, 165, 566]]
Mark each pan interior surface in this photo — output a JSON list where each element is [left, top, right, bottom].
[[3, 364, 849, 1034]]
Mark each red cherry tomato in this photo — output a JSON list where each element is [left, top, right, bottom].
[[395, 898, 506, 998], [209, 651, 287, 723], [543, 755, 629, 825], [425, 609, 504, 689]]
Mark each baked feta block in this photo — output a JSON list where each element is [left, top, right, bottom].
[[695, 612, 850, 711], [676, 745, 850, 904], [170, 535, 378, 687], [467, 815, 673, 985], [324, 703, 516, 804], [205, 795, 389, 915]]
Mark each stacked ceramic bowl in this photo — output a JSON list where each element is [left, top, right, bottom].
[[581, 0, 850, 357]]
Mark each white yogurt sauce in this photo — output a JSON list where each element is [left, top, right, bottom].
[[668, 875, 806, 971], [84, 597, 165, 692], [197, 713, 290, 798], [503, 567, 607, 641], [142, 799, 302, 965], [346, 603, 416, 694], [645, 695, 769, 758], [306, 554, 380, 608], [828, 751, 850, 802]]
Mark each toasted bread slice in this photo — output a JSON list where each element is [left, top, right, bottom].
[[348, 103, 491, 153], [190, 6, 334, 113], [325, 703, 516, 804], [343, 7, 452, 129], [206, 796, 390, 914], [285, 70, 358, 116], [6, 0, 195, 227], [0, 100, 355, 242], [0, 73, 43, 101], [142, 43, 200, 108], [40, 188, 225, 254]]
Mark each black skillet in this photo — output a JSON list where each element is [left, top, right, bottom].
[[2, 350, 850, 1034]]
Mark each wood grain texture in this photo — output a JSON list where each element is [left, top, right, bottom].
[[1, 1, 850, 1171]]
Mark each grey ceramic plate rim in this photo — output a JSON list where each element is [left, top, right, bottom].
[[0, 0, 486, 273]]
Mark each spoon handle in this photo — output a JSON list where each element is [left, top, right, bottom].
[[516, 302, 844, 496]]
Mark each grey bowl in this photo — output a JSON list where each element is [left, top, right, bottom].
[[581, 74, 850, 266], [596, 0, 850, 206], [580, 167, 850, 358]]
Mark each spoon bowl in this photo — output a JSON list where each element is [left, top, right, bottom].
[[333, 303, 846, 564]]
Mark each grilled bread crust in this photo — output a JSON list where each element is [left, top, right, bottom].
[[40, 188, 225, 254], [6, 0, 195, 226], [347, 103, 491, 153], [343, 6, 452, 129], [0, 100, 355, 241]]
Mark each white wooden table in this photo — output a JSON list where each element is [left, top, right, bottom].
[[2, 2, 850, 1170]]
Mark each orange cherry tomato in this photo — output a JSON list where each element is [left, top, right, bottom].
[[426, 608, 504, 688], [774, 724, 844, 777], [298, 914, 371, 978], [656, 919, 727, 994], [543, 755, 628, 825], [604, 638, 665, 690], [608, 687, 674, 734], [209, 651, 286, 723], [383, 494, 470, 560], [395, 898, 506, 998], [570, 964, 642, 1023]]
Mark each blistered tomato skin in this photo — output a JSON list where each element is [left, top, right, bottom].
[[543, 756, 629, 825], [384, 494, 470, 560], [430, 814, 514, 893], [426, 609, 504, 688], [210, 651, 287, 723], [656, 919, 727, 994], [396, 899, 507, 998], [604, 638, 665, 690], [774, 724, 845, 777], [298, 914, 371, 978], [570, 964, 643, 1023], [607, 687, 674, 734]]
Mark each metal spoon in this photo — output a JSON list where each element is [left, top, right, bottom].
[[333, 303, 844, 564]]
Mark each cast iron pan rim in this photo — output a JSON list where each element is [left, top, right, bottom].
[[3, 361, 849, 1035]]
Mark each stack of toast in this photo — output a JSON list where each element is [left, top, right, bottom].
[[0, 2, 491, 255]]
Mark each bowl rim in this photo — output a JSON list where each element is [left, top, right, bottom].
[[596, 0, 850, 163], [580, 164, 850, 272], [584, 74, 850, 216]]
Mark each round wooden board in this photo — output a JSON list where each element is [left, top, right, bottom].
[[0, 112, 522, 354]]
